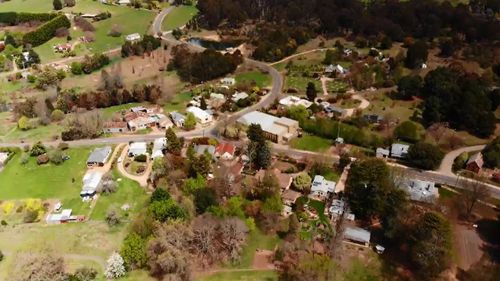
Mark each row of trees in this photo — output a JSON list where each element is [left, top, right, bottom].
[[120, 35, 162, 57], [70, 53, 110, 75], [168, 45, 243, 83], [23, 15, 71, 46]]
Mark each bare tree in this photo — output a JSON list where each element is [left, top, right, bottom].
[[12, 253, 66, 281], [460, 178, 490, 219]]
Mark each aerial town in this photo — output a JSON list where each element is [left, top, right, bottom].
[[0, 0, 498, 281]]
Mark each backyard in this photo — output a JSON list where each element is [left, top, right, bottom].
[[290, 134, 332, 153], [235, 71, 272, 88]]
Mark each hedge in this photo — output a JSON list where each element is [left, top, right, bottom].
[[23, 15, 71, 47], [0, 12, 57, 25]]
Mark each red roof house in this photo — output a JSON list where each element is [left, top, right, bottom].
[[215, 142, 236, 160]]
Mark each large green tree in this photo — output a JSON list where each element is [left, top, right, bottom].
[[165, 127, 182, 155], [247, 124, 271, 170], [394, 120, 425, 143], [406, 142, 444, 170], [482, 136, 500, 168]]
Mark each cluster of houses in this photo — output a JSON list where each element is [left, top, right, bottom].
[[103, 106, 173, 133]]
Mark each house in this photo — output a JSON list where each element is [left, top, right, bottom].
[[391, 143, 410, 159], [237, 111, 299, 143], [128, 142, 147, 157], [86, 146, 112, 167], [344, 227, 371, 246], [151, 113, 173, 129], [232, 92, 249, 103], [187, 106, 213, 125], [118, 0, 131, 6], [209, 93, 226, 108], [170, 112, 186, 127], [363, 114, 383, 124], [103, 121, 128, 133], [310, 175, 336, 200], [128, 116, 156, 131], [81, 171, 103, 197], [255, 168, 293, 191], [130, 106, 148, 113], [0, 152, 9, 168], [466, 152, 484, 173], [279, 96, 313, 109], [215, 142, 236, 160], [324, 64, 348, 75], [282, 189, 301, 207], [220, 77, 236, 86], [46, 209, 76, 224], [81, 13, 98, 19], [329, 199, 355, 221], [376, 148, 390, 159], [324, 104, 347, 118], [152, 138, 167, 159], [399, 179, 438, 203], [343, 49, 353, 56], [125, 33, 141, 42], [194, 145, 216, 158], [54, 43, 72, 53]]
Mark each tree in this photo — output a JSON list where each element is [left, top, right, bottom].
[[200, 97, 207, 110], [393, 120, 425, 143], [105, 207, 121, 226], [405, 40, 428, 69], [287, 105, 310, 122], [193, 187, 217, 214], [151, 187, 171, 203], [306, 82, 317, 101], [247, 124, 271, 170], [346, 158, 407, 221], [165, 127, 182, 155], [50, 109, 65, 121], [104, 252, 126, 279], [70, 267, 97, 281], [120, 233, 147, 269], [184, 112, 197, 130], [48, 149, 64, 165], [64, 0, 76, 7], [410, 212, 452, 280], [292, 173, 312, 192], [460, 179, 490, 219], [188, 154, 211, 178], [30, 142, 46, 156], [12, 253, 66, 281], [17, 116, 30, 130], [278, 252, 337, 281], [406, 142, 444, 170], [482, 136, 500, 168], [148, 198, 186, 222], [53, 0, 63, 10], [397, 75, 422, 100]]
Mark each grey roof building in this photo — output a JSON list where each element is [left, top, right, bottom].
[[237, 111, 299, 143], [399, 179, 438, 203], [86, 146, 112, 167], [344, 227, 371, 246], [391, 143, 410, 159]]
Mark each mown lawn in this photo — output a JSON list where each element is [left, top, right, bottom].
[[236, 71, 272, 88], [91, 170, 149, 220], [162, 5, 199, 31], [285, 75, 321, 94], [1, 123, 64, 142], [198, 270, 278, 281], [163, 91, 192, 113], [232, 230, 281, 269], [290, 134, 332, 152], [0, 147, 91, 200]]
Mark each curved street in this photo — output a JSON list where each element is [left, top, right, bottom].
[[437, 145, 486, 177]]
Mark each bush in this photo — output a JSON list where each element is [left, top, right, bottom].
[[0, 250, 3, 262], [134, 154, 147, 162], [36, 154, 49, 165], [50, 109, 65, 121], [57, 142, 69, 150], [23, 15, 71, 47], [30, 142, 46, 156], [74, 16, 95, 32], [70, 61, 83, 75], [107, 24, 122, 37], [394, 120, 424, 143], [48, 149, 64, 165], [23, 210, 38, 223]]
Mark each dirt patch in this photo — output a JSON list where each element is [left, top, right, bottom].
[[454, 224, 484, 270], [0, 22, 40, 34], [252, 249, 275, 270]]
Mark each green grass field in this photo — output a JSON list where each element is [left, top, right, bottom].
[[290, 135, 332, 152], [162, 5, 199, 31], [236, 71, 272, 88], [0, 123, 64, 142], [163, 91, 192, 113], [198, 270, 278, 281], [0, 147, 90, 200], [233, 230, 281, 269], [285, 75, 321, 95]]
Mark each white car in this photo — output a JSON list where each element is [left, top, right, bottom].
[[117, 157, 123, 163]]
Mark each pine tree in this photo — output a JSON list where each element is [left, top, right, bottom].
[[53, 0, 63, 10], [306, 82, 317, 101], [165, 127, 182, 155]]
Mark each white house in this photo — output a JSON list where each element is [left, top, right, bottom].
[[279, 96, 313, 108], [118, 0, 131, 5], [152, 138, 167, 159], [125, 33, 141, 42], [232, 92, 249, 103], [220, 77, 236, 86], [399, 179, 438, 203], [329, 199, 355, 221], [310, 175, 336, 200], [344, 227, 371, 246], [170, 112, 186, 127], [46, 209, 76, 224], [81, 171, 103, 197], [187, 106, 213, 125], [128, 142, 148, 157], [391, 143, 410, 159], [127, 116, 156, 131]]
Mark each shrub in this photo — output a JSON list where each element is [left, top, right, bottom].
[[70, 61, 83, 75], [50, 109, 65, 121], [107, 24, 122, 37], [74, 16, 95, 32], [48, 149, 64, 165], [0, 220, 7, 226], [30, 142, 46, 156], [23, 209, 38, 223], [0, 250, 3, 262], [394, 120, 424, 143], [23, 15, 71, 46], [57, 142, 69, 150], [134, 154, 147, 162], [36, 154, 49, 165], [19, 153, 29, 165]]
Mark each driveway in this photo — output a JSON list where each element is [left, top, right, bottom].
[[438, 145, 486, 177], [116, 145, 152, 187]]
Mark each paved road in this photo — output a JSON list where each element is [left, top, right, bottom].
[[437, 145, 486, 176]]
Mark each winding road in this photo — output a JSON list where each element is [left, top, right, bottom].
[[1, 8, 498, 199]]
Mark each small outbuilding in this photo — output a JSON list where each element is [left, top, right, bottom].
[[86, 146, 112, 167], [344, 227, 371, 246]]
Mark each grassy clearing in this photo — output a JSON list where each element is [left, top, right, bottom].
[[290, 134, 331, 152], [162, 5, 199, 31], [232, 230, 281, 269], [91, 169, 148, 220], [163, 91, 192, 113], [198, 270, 278, 281], [101, 102, 146, 119], [0, 147, 90, 200], [334, 98, 361, 109], [285, 76, 321, 94], [0, 123, 63, 142], [235, 71, 272, 88], [364, 93, 418, 121], [327, 80, 349, 93]]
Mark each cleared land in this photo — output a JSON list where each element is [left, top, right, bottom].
[[235, 71, 272, 88], [161, 5, 199, 31], [290, 134, 332, 153]]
